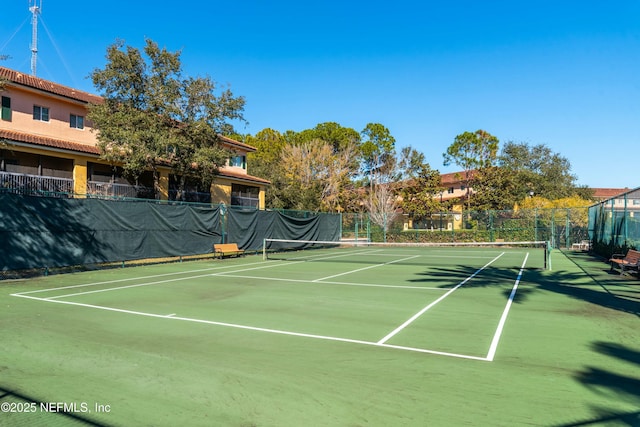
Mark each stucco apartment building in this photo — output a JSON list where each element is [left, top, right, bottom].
[[0, 66, 269, 207]]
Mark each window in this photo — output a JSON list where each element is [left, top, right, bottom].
[[1, 96, 11, 121], [33, 105, 50, 122], [231, 184, 259, 207], [70, 114, 84, 129], [448, 187, 454, 194], [229, 155, 246, 169]]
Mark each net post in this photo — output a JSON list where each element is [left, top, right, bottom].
[[545, 240, 550, 270], [262, 239, 267, 261]]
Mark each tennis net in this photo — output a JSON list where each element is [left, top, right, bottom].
[[262, 238, 550, 269]]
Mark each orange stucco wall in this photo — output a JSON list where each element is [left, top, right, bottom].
[[3, 86, 97, 148]]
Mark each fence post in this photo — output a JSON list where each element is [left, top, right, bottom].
[[220, 203, 227, 244], [565, 208, 570, 249], [551, 208, 556, 249], [624, 193, 628, 246], [489, 210, 494, 242], [610, 199, 615, 250]]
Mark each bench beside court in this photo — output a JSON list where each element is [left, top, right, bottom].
[[610, 249, 640, 275], [214, 243, 245, 258]]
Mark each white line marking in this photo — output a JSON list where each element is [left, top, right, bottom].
[[10, 293, 487, 361], [485, 253, 529, 362], [44, 272, 219, 300], [274, 248, 381, 262], [14, 262, 259, 296], [27, 261, 296, 300], [376, 252, 506, 345], [312, 255, 421, 282], [212, 273, 448, 290], [9, 251, 529, 362]]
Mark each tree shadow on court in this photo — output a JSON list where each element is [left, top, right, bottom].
[[520, 254, 640, 318], [408, 255, 639, 319], [409, 265, 521, 285], [410, 254, 640, 426], [0, 385, 112, 426], [551, 342, 640, 427]]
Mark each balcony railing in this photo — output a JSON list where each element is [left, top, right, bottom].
[[0, 171, 73, 197], [86, 181, 156, 200]]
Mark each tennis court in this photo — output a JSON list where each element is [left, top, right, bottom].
[[1, 246, 638, 426]]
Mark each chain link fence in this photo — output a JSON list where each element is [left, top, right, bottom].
[[589, 187, 640, 257], [342, 207, 590, 250]]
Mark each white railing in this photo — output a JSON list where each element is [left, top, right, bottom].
[[0, 171, 73, 196], [86, 181, 155, 199]]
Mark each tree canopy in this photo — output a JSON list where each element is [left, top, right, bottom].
[[243, 122, 591, 220], [443, 130, 499, 212], [88, 39, 246, 197], [498, 141, 588, 201]]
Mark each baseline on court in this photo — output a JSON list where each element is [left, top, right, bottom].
[[10, 250, 533, 361]]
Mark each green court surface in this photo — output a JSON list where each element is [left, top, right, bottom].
[[0, 247, 638, 426]]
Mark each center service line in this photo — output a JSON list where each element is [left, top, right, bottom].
[[485, 253, 529, 362], [312, 255, 421, 282], [376, 252, 505, 345]]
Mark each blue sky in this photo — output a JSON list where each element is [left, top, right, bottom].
[[2, 1, 639, 189]]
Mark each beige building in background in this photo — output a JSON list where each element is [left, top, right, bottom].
[[0, 66, 269, 207]]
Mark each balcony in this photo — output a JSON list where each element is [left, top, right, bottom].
[[86, 181, 156, 200], [0, 171, 73, 197]]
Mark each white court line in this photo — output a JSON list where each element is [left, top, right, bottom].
[[212, 273, 448, 290], [273, 248, 382, 262], [312, 255, 421, 282], [36, 260, 300, 300], [10, 293, 487, 361], [14, 262, 256, 296], [44, 272, 221, 300], [377, 252, 506, 345], [13, 249, 386, 300], [9, 250, 530, 362], [485, 253, 529, 362]]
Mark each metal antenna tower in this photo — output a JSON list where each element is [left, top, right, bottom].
[[29, 0, 42, 76]]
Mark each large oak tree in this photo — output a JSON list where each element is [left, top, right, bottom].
[[88, 39, 246, 198]]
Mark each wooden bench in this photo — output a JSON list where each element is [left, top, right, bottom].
[[609, 249, 640, 274], [213, 243, 245, 258]]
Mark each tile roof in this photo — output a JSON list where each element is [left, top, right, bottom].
[[218, 167, 270, 185], [440, 170, 474, 185], [2, 129, 270, 184], [0, 66, 257, 152], [218, 135, 257, 152], [0, 129, 101, 155], [0, 66, 102, 104], [591, 188, 629, 199]]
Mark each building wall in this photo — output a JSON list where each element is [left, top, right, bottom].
[[3, 86, 97, 147], [1, 70, 268, 208], [211, 178, 233, 205]]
